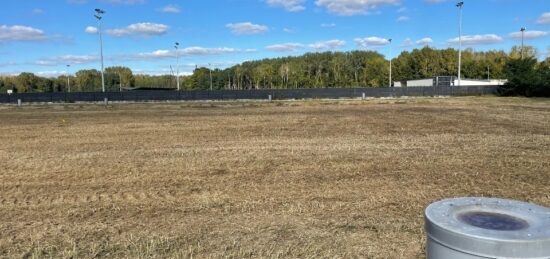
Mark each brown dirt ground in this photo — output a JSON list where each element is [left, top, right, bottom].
[[0, 97, 549, 258]]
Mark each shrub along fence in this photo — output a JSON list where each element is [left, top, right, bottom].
[[0, 85, 498, 104]]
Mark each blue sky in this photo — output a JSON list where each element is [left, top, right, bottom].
[[1, 0, 548, 77]]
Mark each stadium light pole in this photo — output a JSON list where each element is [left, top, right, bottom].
[[209, 63, 213, 91], [66, 64, 71, 93], [456, 1, 463, 87], [94, 8, 106, 92], [388, 38, 392, 87], [175, 42, 180, 91], [520, 27, 526, 59], [118, 72, 122, 92]]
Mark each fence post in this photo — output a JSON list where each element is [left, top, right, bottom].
[[268, 94, 272, 102], [17, 99, 22, 107], [362, 92, 366, 100], [104, 97, 108, 106]]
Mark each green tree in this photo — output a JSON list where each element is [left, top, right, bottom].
[[501, 57, 538, 96], [75, 69, 101, 92], [105, 66, 135, 91], [15, 73, 40, 93]]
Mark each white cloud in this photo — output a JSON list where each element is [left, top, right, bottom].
[[189, 61, 240, 68], [321, 23, 336, 27], [509, 30, 548, 39], [67, 0, 87, 4], [127, 47, 257, 60], [266, 0, 306, 12], [158, 4, 181, 13], [397, 16, 409, 22], [447, 34, 503, 46], [424, 0, 447, 3], [106, 23, 168, 37], [536, 12, 550, 25], [315, 0, 400, 16], [32, 8, 44, 14], [401, 38, 413, 47], [283, 28, 294, 33], [35, 55, 99, 66], [32, 47, 256, 67], [308, 39, 346, 50], [0, 71, 21, 76], [265, 43, 304, 52], [34, 60, 56, 66], [397, 7, 407, 13], [98, 0, 145, 4], [0, 25, 47, 42], [36, 70, 69, 78], [225, 22, 268, 35], [416, 37, 433, 45], [354, 37, 390, 47], [85, 26, 98, 34], [0, 61, 17, 67]]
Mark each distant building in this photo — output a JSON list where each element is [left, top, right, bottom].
[[395, 76, 507, 87]]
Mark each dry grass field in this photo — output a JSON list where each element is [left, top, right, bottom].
[[0, 97, 549, 258]]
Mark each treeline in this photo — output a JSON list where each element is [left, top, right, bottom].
[[1, 46, 548, 95], [499, 57, 550, 96], [184, 46, 543, 90]]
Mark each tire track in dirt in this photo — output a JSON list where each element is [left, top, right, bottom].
[[0, 190, 182, 207]]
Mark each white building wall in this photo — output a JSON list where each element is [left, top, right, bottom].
[[454, 79, 507, 86], [406, 78, 507, 87], [407, 79, 434, 87]]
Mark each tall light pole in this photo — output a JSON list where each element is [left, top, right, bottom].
[[520, 27, 526, 59], [209, 63, 213, 91], [94, 8, 106, 92], [118, 72, 122, 92], [456, 1, 464, 87], [66, 64, 71, 93], [174, 42, 180, 90], [388, 38, 392, 87]]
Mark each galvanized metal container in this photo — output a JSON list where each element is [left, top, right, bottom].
[[425, 197, 550, 259]]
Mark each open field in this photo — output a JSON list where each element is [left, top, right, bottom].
[[0, 97, 549, 258]]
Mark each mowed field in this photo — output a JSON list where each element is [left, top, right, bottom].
[[0, 97, 549, 258]]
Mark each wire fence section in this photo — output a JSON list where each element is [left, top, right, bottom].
[[0, 86, 499, 104]]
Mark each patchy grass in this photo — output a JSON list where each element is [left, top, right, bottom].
[[0, 97, 549, 258]]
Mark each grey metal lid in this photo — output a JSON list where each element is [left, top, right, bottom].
[[425, 197, 550, 258]]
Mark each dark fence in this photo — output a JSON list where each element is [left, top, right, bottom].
[[0, 86, 498, 104]]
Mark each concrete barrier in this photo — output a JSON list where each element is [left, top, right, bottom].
[[425, 197, 550, 259]]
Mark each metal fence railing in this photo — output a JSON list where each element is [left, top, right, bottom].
[[0, 86, 499, 104]]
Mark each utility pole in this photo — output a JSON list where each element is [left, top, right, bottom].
[[456, 2, 464, 87], [66, 64, 71, 93], [388, 38, 392, 88], [94, 8, 106, 92], [520, 27, 526, 59], [175, 42, 180, 90]]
